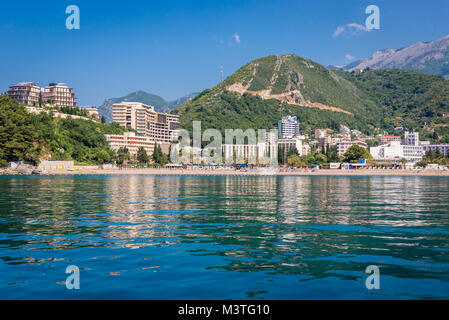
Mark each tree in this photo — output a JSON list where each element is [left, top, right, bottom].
[[93, 149, 111, 163], [278, 144, 286, 165], [0, 95, 39, 164], [400, 158, 408, 168], [116, 147, 130, 166], [434, 148, 443, 160], [39, 92, 43, 108], [344, 145, 372, 163], [287, 146, 299, 157], [152, 143, 168, 166], [287, 155, 305, 168], [315, 153, 327, 164], [101, 116, 106, 123], [137, 147, 149, 164]]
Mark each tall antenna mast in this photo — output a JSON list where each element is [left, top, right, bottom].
[[220, 65, 223, 83]]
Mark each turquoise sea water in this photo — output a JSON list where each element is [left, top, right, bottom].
[[0, 175, 448, 299]]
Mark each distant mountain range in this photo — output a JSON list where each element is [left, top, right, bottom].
[[98, 90, 199, 123], [331, 35, 449, 78]]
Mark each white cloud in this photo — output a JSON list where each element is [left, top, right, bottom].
[[345, 54, 355, 61], [333, 23, 370, 38], [233, 33, 241, 44]]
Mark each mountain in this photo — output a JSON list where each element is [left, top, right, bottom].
[[343, 35, 449, 78], [174, 54, 449, 140], [98, 90, 198, 123], [168, 92, 200, 109]]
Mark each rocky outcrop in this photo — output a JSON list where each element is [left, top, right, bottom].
[[0, 164, 42, 175]]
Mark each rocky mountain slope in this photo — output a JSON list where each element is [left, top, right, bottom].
[[174, 54, 449, 137]]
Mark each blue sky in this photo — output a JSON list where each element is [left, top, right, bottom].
[[1, 0, 448, 106]]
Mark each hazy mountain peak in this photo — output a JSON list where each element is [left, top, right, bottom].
[[343, 34, 449, 78]]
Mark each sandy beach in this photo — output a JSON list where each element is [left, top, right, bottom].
[[42, 168, 449, 177]]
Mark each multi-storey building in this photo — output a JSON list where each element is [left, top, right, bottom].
[[422, 144, 449, 157], [278, 137, 310, 157], [370, 141, 424, 163], [314, 128, 334, 140], [42, 83, 77, 107], [336, 140, 368, 157], [79, 106, 99, 121], [278, 116, 300, 138], [404, 131, 420, 146], [7, 82, 41, 105], [112, 102, 179, 143], [222, 142, 278, 165], [379, 136, 401, 144], [105, 132, 156, 156]]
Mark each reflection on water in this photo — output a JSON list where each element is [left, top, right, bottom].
[[0, 175, 448, 299]]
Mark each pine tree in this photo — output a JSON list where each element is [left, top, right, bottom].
[[137, 147, 149, 164]]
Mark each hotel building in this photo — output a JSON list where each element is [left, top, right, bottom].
[[42, 83, 77, 107], [8, 82, 77, 107], [112, 102, 179, 143], [278, 116, 300, 138], [7, 82, 41, 105], [278, 137, 310, 157], [105, 132, 156, 156], [404, 131, 420, 146], [422, 144, 449, 157], [222, 142, 278, 165], [370, 141, 424, 163]]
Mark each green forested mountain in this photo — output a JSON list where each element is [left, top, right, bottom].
[[174, 54, 449, 139], [0, 95, 127, 166]]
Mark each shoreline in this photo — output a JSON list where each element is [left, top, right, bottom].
[[32, 168, 449, 177]]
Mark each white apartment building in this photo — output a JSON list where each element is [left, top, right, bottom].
[[278, 116, 300, 138], [370, 141, 424, 163], [7, 82, 41, 105], [105, 132, 156, 156], [112, 102, 179, 143], [278, 137, 310, 156], [42, 83, 77, 107], [314, 129, 332, 140], [222, 143, 277, 165]]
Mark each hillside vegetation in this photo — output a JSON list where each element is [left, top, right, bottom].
[[175, 54, 449, 139], [0, 95, 127, 167]]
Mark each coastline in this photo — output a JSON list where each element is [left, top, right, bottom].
[[34, 168, 449, 177]]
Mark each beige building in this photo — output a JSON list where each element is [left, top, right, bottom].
[[380, 135, 401, 144], [337, 140, 368, 156], [112, 102, 179, 143], [105, 132, 156, 156], [7, 82, 41, 105], [42, 83, 77, 107], [80, 106, 100, 121]]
